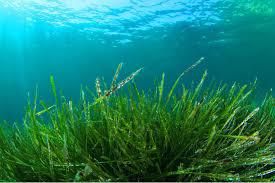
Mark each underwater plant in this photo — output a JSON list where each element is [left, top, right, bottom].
[[0, 59, 274, 182], [94, 63, 143, 105]]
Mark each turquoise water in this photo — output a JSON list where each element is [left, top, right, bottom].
[[0, 0, 275, 121]]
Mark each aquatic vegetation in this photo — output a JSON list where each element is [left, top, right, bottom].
[[0, 62, 274, 182], [94, 63, 143, 105]]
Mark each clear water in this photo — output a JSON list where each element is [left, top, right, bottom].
[[0, 0, 274, 121]]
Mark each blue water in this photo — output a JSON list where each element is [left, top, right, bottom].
[[0, 0, 275, 121]]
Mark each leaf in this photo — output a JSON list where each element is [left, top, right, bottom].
[[166, 57, 204, 105], [50, 75, 58, 104]]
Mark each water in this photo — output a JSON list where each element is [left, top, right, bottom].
[[0, 0, 274, 121]]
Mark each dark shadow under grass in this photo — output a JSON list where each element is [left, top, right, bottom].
[[0, 68, 274, 182]]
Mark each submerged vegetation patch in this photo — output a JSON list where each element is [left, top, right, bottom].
[[0, 59, 274, 182]]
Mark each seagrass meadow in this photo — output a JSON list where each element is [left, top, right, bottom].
[[1, 0, 275, 182], [0, 62, 274, 182]]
